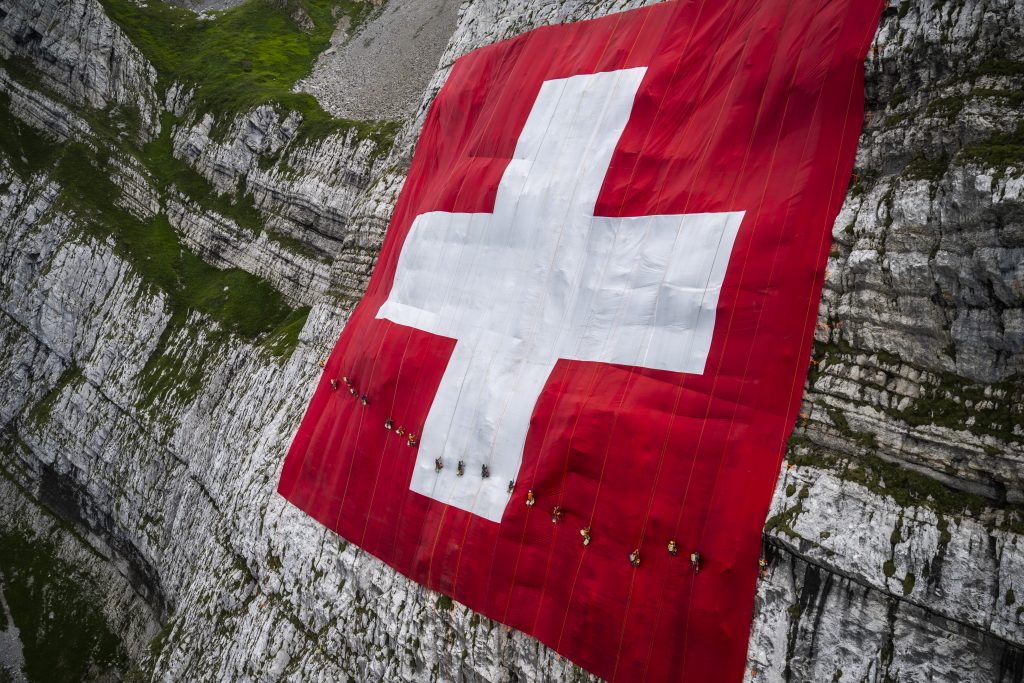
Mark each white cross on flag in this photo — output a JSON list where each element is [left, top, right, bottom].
[[379, 67, 744, 521], [280, 2, 881, 680]]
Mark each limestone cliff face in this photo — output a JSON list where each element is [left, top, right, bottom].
[[0, 0, 1021, 681], [0, 0, 160, 134]]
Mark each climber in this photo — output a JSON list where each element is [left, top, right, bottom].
[[330, 378, 339, 390], [360, 394, 369, 406], [407, 433, 418, 447], [507, 480, 515, 494], [551, 506, 564, 523], [343, 375, 352, 386], [690, 551, 701, 574], [667, 540, 678, 556], [457, 460, 465, 476], [580, 527, 591, 547], [525, 489, 536, 507], [396, 426, 405, 436], [385, 417, 393, 430], [629, 549, 641, 567], [435, 457, 443, 472], [481, 464, 490, 478]]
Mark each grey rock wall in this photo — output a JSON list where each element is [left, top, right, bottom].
[[0, 0, 160, 137], [0, 0, 1021, 681]]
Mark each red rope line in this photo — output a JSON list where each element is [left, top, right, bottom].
[[549, 0, 711, 650], [495, 7, 652, 626], [673, 2, 875, 677], [607, 2, 778, 676]]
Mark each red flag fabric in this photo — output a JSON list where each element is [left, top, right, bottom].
[[279, 1, 881, 681]]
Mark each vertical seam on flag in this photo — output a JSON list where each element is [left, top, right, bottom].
[[523, 14, 686, 635], [278, 305, 358, 509], [602, 1, 782, 677], [382, 31, 557, 577], [433, 45, 615, 591], [295, 313, 389, 523], [670, 5, 840, 674], [357, 325, 414, 547], [681, 6, 874, 672], [377, 33, 529, 569], [451, 49, 655, 599], [495, 8, 659, 626], [664, 1, 864, 677], [543, 0, 707, 649], [491, 6, 644, 625], [425, 22, 609, 594], [638, 0, 850, 674], [768, 1, 882, 530], [332, 323, 393, 521]]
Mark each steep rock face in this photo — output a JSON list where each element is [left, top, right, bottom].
[[747, 0, 1024, 678], [0, 1, 1022, 682], [167, 104, 395, 304], [0, 0, 160, 136]]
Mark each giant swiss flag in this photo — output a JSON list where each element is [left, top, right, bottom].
[[279, 1, 881, 680]]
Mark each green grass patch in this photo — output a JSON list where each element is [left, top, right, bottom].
[[971, 88, 1024, 109], [814, 339, 1021, 442], [148, 620, 175, 659], [55, 144, 296, 339], [136, 312, 222, 409], [882, 559, 896, 578], [897, 372, 1022, 440], [97, 0, 398, 146], [765, 495, 805, 540], [0, 531, 129, 681], [261, 306, 310, 358], [787, 446, 1024, 534], [1, 94, 302, 348], [142, 112, 262, 230], [903, 152, 950, 181], [925, 95, 965, 120], [961, 121, 1024, 172], [265, 228, 329, 262], [972, 57, 1024, 79], [25, 365, 84, 428], [3, 1, 398, 351], [0, 91, 57, 177]]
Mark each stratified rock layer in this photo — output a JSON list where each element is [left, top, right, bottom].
[[0, 0, 1021, 681]]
